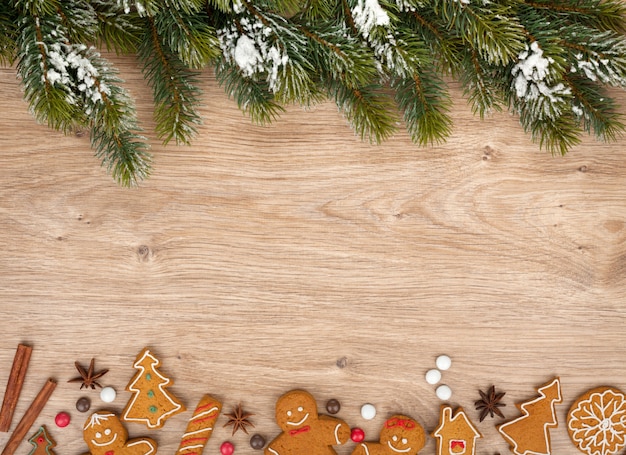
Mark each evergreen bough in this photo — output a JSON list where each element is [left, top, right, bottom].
[[2, 0, 626, 185]]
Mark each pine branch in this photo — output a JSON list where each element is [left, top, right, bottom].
[[215, 57, 285, 125], [298, 22, 378, 88], [0, 3, 18, 65], [16, 14, 85, 132], [138, 16, 203, 145], [92, 0, 143, 53], [458, 48, 504, 118], [523, 0, 626, 34], [393, 69, 452, 146], [326, 80, 398, 143], [566, 73, 625, 142], [155, 6, 220, 69], [433, 0, 526, 66]]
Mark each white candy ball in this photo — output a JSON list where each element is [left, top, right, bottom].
[[100, 386, 117, 403], [436, 384, 452, 401], [425, 369, 442, 385], [436, 355, 452, 371], [360, 403, 376, 420]]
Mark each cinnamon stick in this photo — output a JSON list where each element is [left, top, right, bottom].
[[0, 344, 33, 432], [1, 378, 57, 455]]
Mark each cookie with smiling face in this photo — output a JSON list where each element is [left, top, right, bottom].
[[82, 411, 157, 455], [265, 389, 350, 455], [351, 415, 426, 455]]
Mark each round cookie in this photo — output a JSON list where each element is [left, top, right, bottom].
[[265, 389, 350, 455], [567, 386, 626, 455], [351, 415, 426, 455], [82, 411, 157, 455]]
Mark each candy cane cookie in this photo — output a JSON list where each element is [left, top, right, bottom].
[[177, 395, 222, 455]]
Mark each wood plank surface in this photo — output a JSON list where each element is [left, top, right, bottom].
[[1, 55, 626, 455]]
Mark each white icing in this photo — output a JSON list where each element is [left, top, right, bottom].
[[387, 440, 411, 453], [191, 408, 218, 420], [127, 439, 156, 455], [334, 423, 341, 444], [286, 413, 309, 426], [90, 434, 117, 447], [84, 413, 115, 430], [182, 428, 212, 438]]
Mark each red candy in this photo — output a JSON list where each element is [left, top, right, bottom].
[[351, 427, 365, 442], [55, 411, 70, 428], [220, 441, 235, 455]]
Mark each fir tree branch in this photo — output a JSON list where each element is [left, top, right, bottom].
[[458, 48, 504, 118], [523, 0, 626, 33], [393, 69, 452, 146], [92, 0, 143, 53], [138, 16, 202, 145], [215, 57, 285, 125], [564, 73, 624, 142], [155, 6, 220, 69], [326, 80, 398, 143], [433, 0, 526, 66], [16, 14, 84, 132], [0, 3, 18, 64]]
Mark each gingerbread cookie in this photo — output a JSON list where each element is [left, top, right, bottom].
[[82, 411, 157, 455], [352, 415, 426, 455], [177, 394, 222, 455], [122, 347, 185, 429], [498, 377, 562, 455], [28, 426, 56, 455], [567, 386, 626, 455], [265, 389, 350, 455], [432, 406, 481, 455]]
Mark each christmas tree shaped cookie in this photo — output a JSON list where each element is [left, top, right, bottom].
[[498, 378, 562, 455], [122, 347, 186, 429], [28, 426, 56, 455]]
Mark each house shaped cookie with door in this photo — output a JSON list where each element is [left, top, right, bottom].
[[432, 406, 482, 455]]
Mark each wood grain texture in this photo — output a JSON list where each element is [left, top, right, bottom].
[[1, 55, 626, 455]]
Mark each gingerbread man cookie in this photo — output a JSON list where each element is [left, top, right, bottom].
[[265, 389, 350, 455], [352, 415, 426, 455], [82, 411, 157, 455]]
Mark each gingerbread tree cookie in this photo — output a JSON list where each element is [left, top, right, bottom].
[[498, 378, 562, 455], [82, 411, 157, 455], [352, 415, 426, 455], [122, 347, 185, 429], [265, 389, 350, 455], [28, 426, 56, 455]]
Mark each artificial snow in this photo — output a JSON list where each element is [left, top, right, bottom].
[[43, 41, 110, 107], [352, 0, 390, 38], [234, 35, 262, 76], [511, 41, 570, 104], [217, 10, 290, 92]]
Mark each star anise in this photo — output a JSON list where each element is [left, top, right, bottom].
[[68, 358, 108, 389], [223, 403, 255, 435], [474, 385, 506, 422]]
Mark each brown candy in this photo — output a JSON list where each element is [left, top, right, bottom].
[[250, 434, 265, 450], [76, 397, 91, 413], [326, 398, 340, 414]]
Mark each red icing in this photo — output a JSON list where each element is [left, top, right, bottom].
[[181, 437, 208, 446], [105, 451, 114, 455], [289, 426, 311, 436], [450, 440, 466, 452]]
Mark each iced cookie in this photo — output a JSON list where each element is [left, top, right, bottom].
[[177, 394, 222, 455], [567, 386, 626, 455], [82, 411, 157, 455], [498, 378, 562, 455], [28, 426, 56, 455], [352, 415, 426, 455], [122, 347, 185, 429], [432, 406, 481, 455], [265, 389, 350, 455]]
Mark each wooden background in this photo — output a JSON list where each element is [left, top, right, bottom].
[[1, 54, 625, 455]]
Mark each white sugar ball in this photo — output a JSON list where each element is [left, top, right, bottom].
[[436, 384, 452, 401], [425, 369, 442, 385], [436, 355, 452, 371], [100, 386, 117, 403], [360, 403, 376, 420]]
